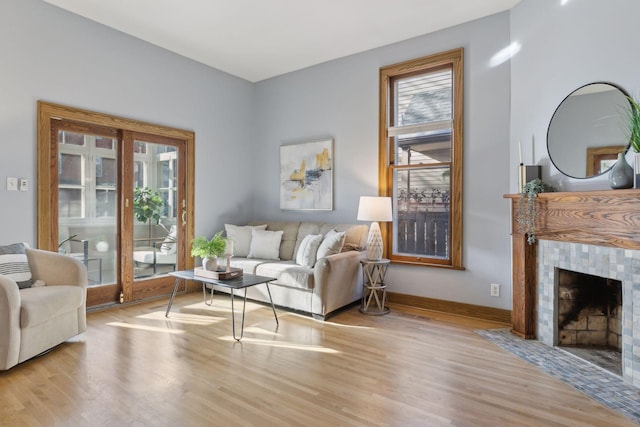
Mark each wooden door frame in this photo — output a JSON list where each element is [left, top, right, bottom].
[[37, 101, 195, 307]]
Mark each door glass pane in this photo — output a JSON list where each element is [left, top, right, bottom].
[[393, 166, 450, 259], [133, 140, 178, 279], [59, 188, 83, 218], [58, 131, 118, 287]]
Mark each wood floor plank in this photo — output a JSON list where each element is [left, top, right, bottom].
[[0, 293, 636, 427]]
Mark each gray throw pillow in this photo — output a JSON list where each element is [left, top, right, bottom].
[[0, 242, 33, 289]]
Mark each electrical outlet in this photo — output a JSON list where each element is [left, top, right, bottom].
[[490, 283, 500, 297], [6, 177, 17, 191], [19, 179, 28, 192]]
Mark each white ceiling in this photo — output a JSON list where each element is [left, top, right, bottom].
[[42, 0, 520, 83]]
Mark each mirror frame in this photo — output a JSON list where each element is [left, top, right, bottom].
[[547, 82, 631, 179]]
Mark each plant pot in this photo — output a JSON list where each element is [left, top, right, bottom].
[[202, 256, 218, 271]]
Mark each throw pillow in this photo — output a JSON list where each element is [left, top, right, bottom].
[[225, 224, 267, 257], [295, 234, 322, 267], [0, 242, 33, 289], [160, 225, 177, 254], [248, 229, 284, 260], [316, 230, 346, 259]]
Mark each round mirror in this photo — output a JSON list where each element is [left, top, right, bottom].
[[547, 82, 631, 179]]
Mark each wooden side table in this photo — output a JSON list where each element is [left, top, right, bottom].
[[360, 258, 390, 315]]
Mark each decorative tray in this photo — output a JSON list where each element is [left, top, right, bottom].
[[194, 266, 243, 280]]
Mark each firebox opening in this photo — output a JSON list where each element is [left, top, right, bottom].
[[555, 268, 622, 376]]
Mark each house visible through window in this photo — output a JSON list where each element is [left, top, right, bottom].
[[379, 48, 463, 268]]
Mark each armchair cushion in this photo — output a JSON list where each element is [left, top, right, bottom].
[[20, 286, 84, 328], [0, 243, 33, 289]]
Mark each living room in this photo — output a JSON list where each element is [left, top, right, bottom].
[[2, 0, 640, 425]]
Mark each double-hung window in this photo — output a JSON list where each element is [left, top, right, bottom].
[[379, 48, 463, 268]]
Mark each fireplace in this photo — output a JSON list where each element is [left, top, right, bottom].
[[537, 240, 638, 385], [506, 189, 640, 387], [555, 268, 622, 375], [556, 268, 622, 349]]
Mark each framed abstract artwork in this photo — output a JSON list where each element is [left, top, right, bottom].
[[280, 138, 333, 210]]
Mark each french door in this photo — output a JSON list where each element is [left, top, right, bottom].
[[38, 102, 195, 307]]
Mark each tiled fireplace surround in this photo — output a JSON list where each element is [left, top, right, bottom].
[[536, 239, 640, 387]]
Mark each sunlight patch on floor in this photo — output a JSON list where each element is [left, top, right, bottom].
[[107, 322, 186, 334], [138, 311, 223, 325], [218, 336, 340, 353]]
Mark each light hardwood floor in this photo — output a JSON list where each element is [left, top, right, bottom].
[[1, 293, 636, 427]]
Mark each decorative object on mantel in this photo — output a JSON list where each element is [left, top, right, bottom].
[[517, 139, 542, 191], [357, 196, 392, 261], [191, 231, 226, 271], [608, 152, 634, 189], [626, 96, 640, 187], [518, 165, 542, 192], [517, 178, 556, 244]]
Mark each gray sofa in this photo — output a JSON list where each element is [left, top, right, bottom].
[[216, 221, 369, 320], [0, 249, 87, 370]]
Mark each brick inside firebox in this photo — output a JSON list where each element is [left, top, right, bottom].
[[557, 269, 622, 350]]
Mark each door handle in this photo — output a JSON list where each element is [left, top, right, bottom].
[[181, 209, 187, 226]]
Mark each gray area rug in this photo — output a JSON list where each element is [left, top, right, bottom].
[[476, 328, 640, 424]]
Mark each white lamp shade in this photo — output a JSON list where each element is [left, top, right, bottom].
[[357, 196, 392, 222]]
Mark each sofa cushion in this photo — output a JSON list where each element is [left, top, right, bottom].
[[250, 221, 300, 261], [229, 258, 268, 275], [255, 261, 314, 290], [19, 285, 84, 328], [248, 229, 283, 260], [0, 242, 33, 289], [295, 234, 322, 267], [225, 224, 267, 257], [316, 230, 346, 259], [319, 223, 368, 251]]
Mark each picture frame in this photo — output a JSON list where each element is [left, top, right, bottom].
[[280, 138, 333, 210]]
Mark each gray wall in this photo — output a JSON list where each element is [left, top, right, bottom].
[[510, 0, 640, 192], [254, 13, 513, 309], [0, 0, 256, 245]]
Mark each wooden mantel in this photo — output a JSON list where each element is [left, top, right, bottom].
[[504, 188, 640, 339]]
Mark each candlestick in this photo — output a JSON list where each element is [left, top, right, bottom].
[[518, 140, 523, 165], [224, 239, 234, 256]]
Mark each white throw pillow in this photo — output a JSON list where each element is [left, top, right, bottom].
[[316, 230, 346, 259], [295, 234, 322, 267], [225, 224, 267, 257], [248, 229, 283, 260], [160, 225, 177, 254]]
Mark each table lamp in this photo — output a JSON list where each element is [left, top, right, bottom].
[[357, 196, 392, 261]]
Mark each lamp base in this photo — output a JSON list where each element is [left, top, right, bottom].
[[366, 222, 383, 261]]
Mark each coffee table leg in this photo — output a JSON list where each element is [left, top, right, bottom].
[[265, 283, 279, 326], [165, 277, 181, 317], [230, 288, 248, 341]]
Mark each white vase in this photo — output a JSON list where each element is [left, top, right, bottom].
[[202, 256, 218, 271]]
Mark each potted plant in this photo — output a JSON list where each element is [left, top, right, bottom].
[[517, 178, 556, 244], [133, 187, 164, 243], [626, 96, 640, 187], [191, 231, 226, 271]]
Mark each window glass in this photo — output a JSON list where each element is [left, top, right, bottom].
[[380, 48, 463, 268]]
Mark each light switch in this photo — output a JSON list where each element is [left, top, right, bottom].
[[19, 179, 28, 192], [6, 177, 17, 191]]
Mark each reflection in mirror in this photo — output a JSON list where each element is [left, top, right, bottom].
[[547, 82, 631, 179]]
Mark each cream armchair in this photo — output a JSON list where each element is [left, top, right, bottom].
[[0, 248, 87, 370]]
